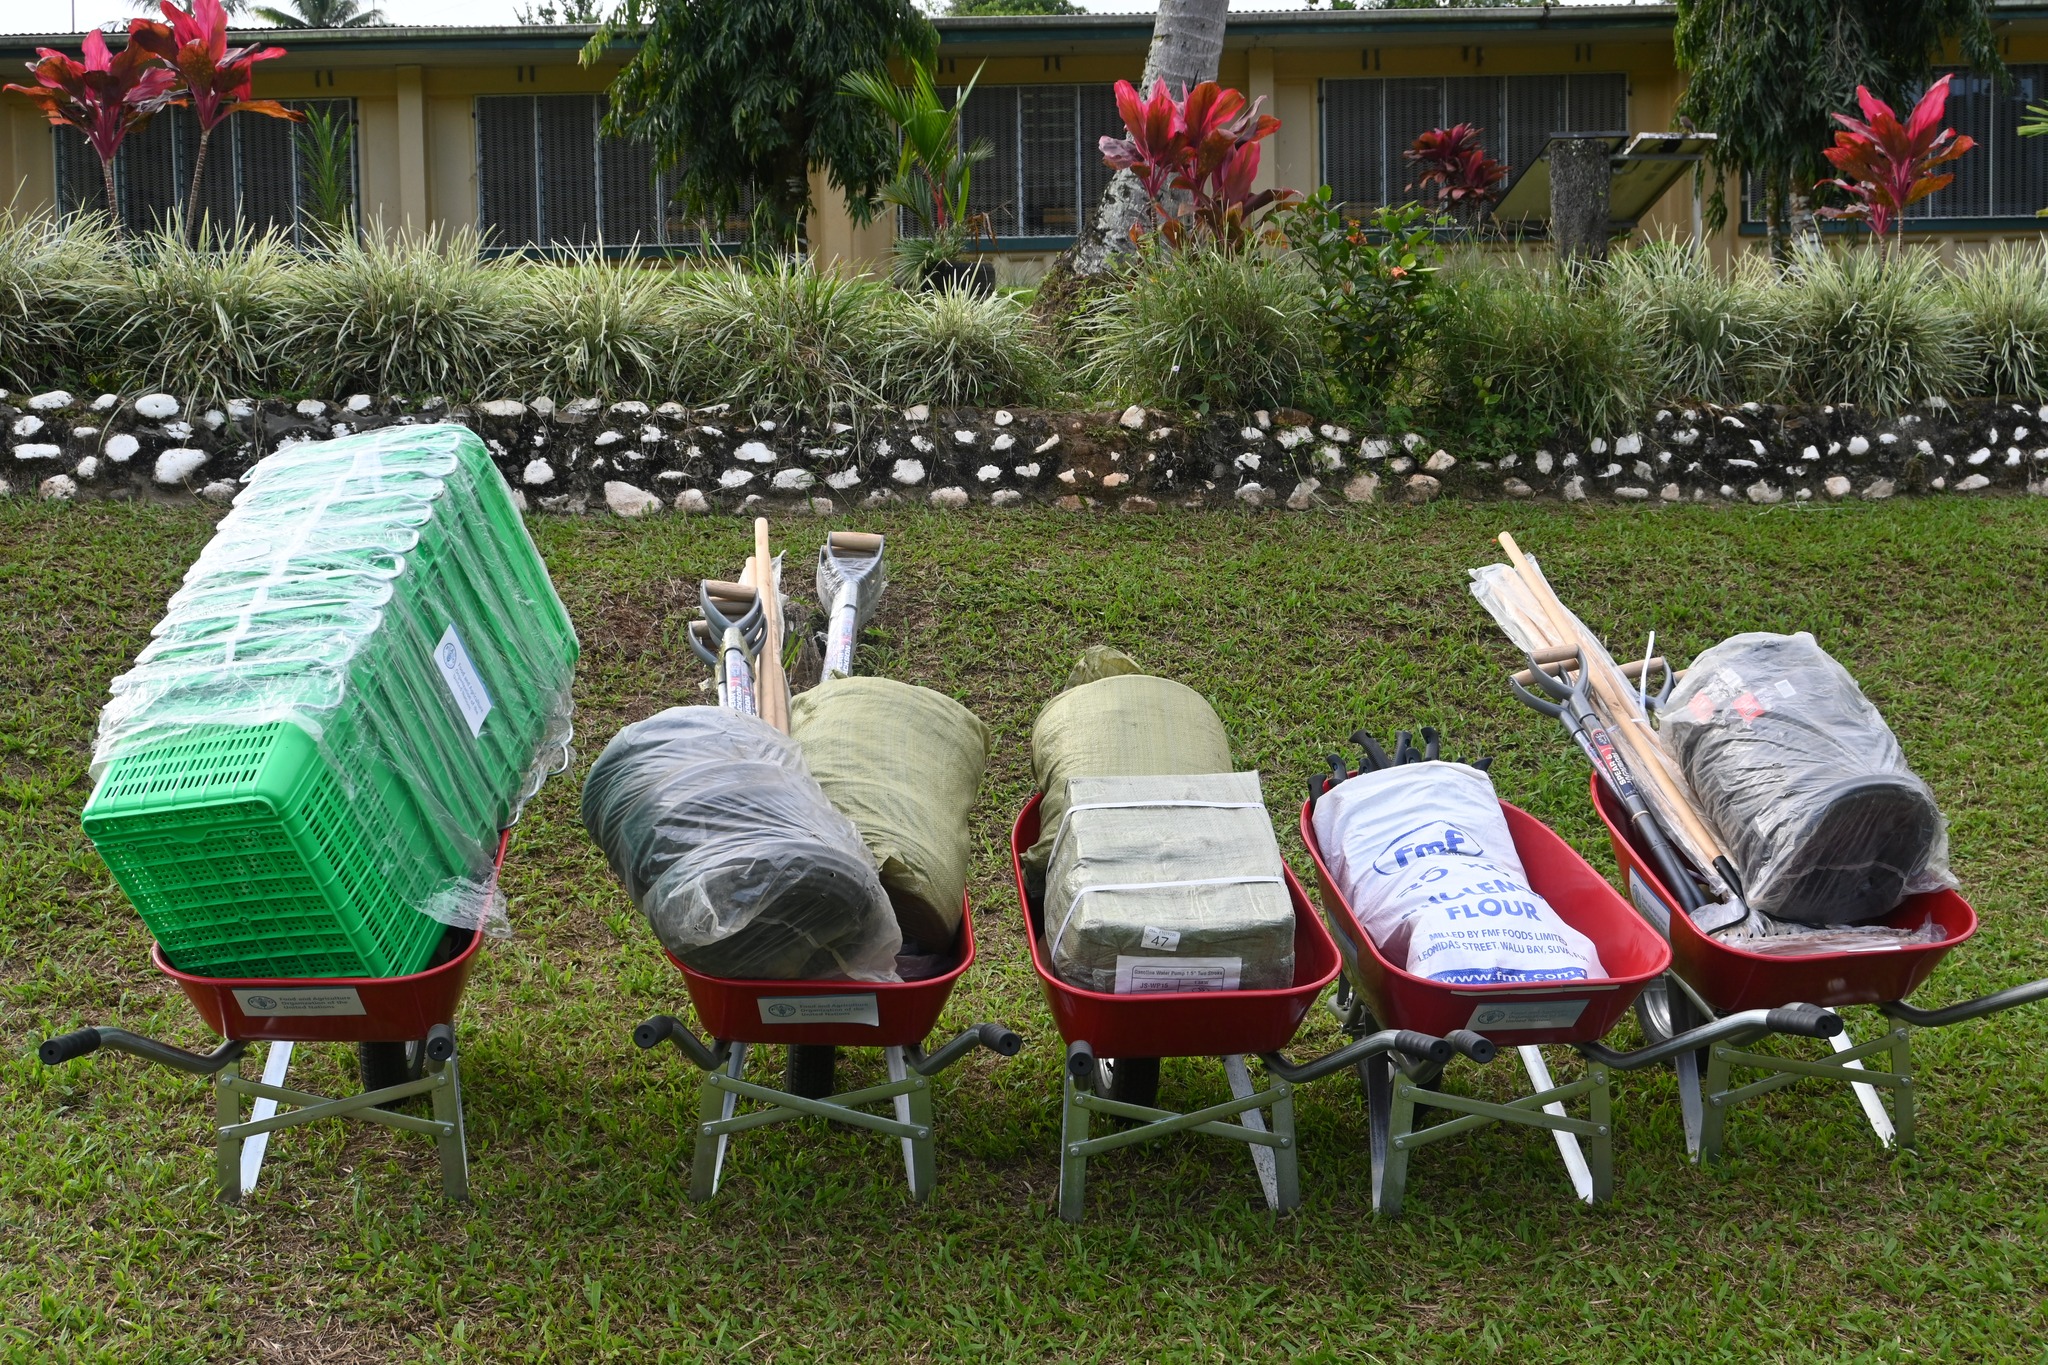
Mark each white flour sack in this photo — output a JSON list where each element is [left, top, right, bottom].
[[1311, 762, 1608, 985]]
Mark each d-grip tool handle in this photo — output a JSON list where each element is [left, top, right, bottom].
[[827, 531, 884, 554], [978, 1023, 1024, 1057], [39, 1027, 101, 1066], [1444, 1029, 1499, 1064], [1765, 1004, 1844, 1039], [1393, 1031, 1453, 1064]]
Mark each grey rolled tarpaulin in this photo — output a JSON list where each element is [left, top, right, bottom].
[[1661, 631, 1953, 927], [1024, 648, 1236, 875], [790, 676, 992, 949], [580, 706, 902, 981], [1045, 771, 1297, 995]]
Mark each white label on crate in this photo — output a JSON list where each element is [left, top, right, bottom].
[[1139, 925, 1181, 952], [233, 987, 367, 1017], [756, 994, 880, 1026], [1115, 956, 1241, 994], [434, 623, 493, 738], [1464, 998, 1589, 1031]]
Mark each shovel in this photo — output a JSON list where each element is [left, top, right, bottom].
[[815, 531, 887, 680]]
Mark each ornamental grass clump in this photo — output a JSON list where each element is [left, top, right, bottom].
[[1607, 241, 1780, 406], [1947, 242, 2048, 399], [511, 250, 677, 399], [111, 221, 293, 404], [0, 208, 118, 390], [672, 259, 892, 416], [282, 221, 527, 399], [1078, 246, 1324, 412], [876, 285, 1056, 409], [1768, 245, 1971, 412]]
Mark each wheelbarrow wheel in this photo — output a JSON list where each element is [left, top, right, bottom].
[[1096, 1057, 1160, 1109], [785, 1045, 838, 1099], [358, 1041, 425, 1110], [1635, 976, 1706, 1071]]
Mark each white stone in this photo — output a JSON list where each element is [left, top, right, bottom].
[[806, 447, 846, 461], [734, 440, 775, 464], [825, 468, 863, 491], [1915, 439, 1935, 458], [94, 393, 121, 412], [2010, 448, 2025, 466], [162, 421, 193, 440], [1746, 481, 1783, 504], [1014, 463, 1041, 479], [865, 489, 898, 508], [1802, 446, 1820, 462], [1671, 428, 1698, 446], [1034, 434, 1060, 455], [595, 430, 624, 447], [73, 456, 98, 481], [718, 468, 755, 490], [104, 433, 139, 463], [226, 398, 253, 419], [1591, 437, 1609, 455], [1277, 425, 1313, 450], [655, 470, 683, 482], [757, 419, 777, 433], [609, 400, 648, 417], [1254, 410, 1272, 429], [135, 393, 179, 420], [1057, 468, 1078, 485], [1534, 451, 1554, 475], [809, 496, 835, 516], [976, 464, 1002, 483], [1424, 450, 1455, 473], [1316, 444, 1343, 471], [1286, 478, 1320, 510], [1390, 456, 1413, 474], [641, 425, 664, 444], [1101, 472, 1129, 489], [1749, 439, 1767, 456], [699, 425, 725, 438], [1320, 425, 1353, 443], [1823, 475, 1853, 497], [1633, 460, 1653, 480], [675, 488, 711, 514], [1343, 473, 1380, 503], [1727, 458, 1758, 470], [992, 433, 1015, 452], [1956, 473, 1992, 491], [903, 404, 930, 422], [910, 434, 935, 453], [531, 397, 556, 417], [2022, 427, 2034, 441], [199, 479, 238, 505], [1742, 402, 1762, 414], [1503, 478, 1533, 498], [1235, 452, 1261, 471], [1562, 453, 1579, 468], [38, 474, 76, 500], [1656, 409, 1673, 423], [1118, 404, 1147, 429], [1989, 426, 2000, 444], [891, 458, 926, 486], [1563, 476, 1586, 502], [523, 459, 555, 486], [1240, 426, 1265, 443], [953, 429, 977, 446], [1846, 434, 1870, 456], [1498, 452, 1519, 469], [12, 443, 61, 460], [1968, 448, 1992, 465], [201, 409, 225, 431], [1361, 438, 1391, 460], [1660, 483, 1682, 502], [1721, 415, 1746, 429], [1879, 433, 1897, 445], [28, 390, 72, 411], [991, 488, 1024, 508], [930, 486, 970, 509], [1402, 432, 1424, 452], [1235, 482, 1266, 505], [828, 421, 852, 435], [11, 415, 43, 438], [1615, 486, 1650, 500], [1147, 428, 1174, 443], [1932, 476, 1948, 489], [1615, 432, 1643, 456], [295, 399, 326, 418], [1827, 441, 1842, 456], [154, 447, 207, 484], [772, 468, 816, 492], [994, 409, 1014, 426]]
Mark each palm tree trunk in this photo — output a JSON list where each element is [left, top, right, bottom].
[[99, 155, 123, 244], [185, 125, 214, 248], [1049, 0, 1230, 281]]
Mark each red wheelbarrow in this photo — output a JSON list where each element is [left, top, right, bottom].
[[1012, 794, 1465, 1222], [632, 895, 1021, 1202], [1593, 774, 2048, 1163], [37, 832, 510, 1204], [1300, 753, 1842, 1216]]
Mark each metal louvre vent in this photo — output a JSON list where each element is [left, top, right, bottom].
[[1079, 83, 1122, 219], [239, 111, 299, 240], [1993, 65, 2048, 219], [1504, 75, 1568, 184], [1385, 78, 1445, 201], [1020, 84, 1080, 237], [53, 130, 103, 215], [476, 95, 540, 249], [1446, 76, 1506, 164], [178, 116, 239, 231], [963, 86, 1019, 238], [537, 94, 600, 247], [1321, 78, 1385, 209], [600, 127, 660, 249], [119, 117, 181, 235], [1566, 73, 1628, 134]]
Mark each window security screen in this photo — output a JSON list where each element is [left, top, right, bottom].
[[907, 82, 1127, 242]]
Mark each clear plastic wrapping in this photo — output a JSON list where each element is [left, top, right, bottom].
[[89, 424, 578, 937], [1045, 772, 1296, 994], [1661, 632, 1953, 927], [581, 706, 903, 981]]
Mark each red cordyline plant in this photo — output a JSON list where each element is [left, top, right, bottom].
[[1819, 74, 1975, 255], [3, 24, 182, 241], [1099, 78, 1299, 252], [133, 0, 303, 245], [1404, 123, 1506, 225]]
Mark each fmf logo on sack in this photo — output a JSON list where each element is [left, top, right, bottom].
[[1371, 822, 1484, 875]]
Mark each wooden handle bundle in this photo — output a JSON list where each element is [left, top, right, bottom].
[[1487, 532, 1732, 899], [741, 517, 790, 733]]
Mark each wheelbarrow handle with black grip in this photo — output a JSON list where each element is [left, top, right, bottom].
[[1880, 975, 2048, 1030], [1260, 1025, 1483, 1086], [39, 1026, 248, 1076], [1577, 1004, 1843, 1073]]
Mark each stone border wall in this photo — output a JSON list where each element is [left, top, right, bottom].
[[7, 387, 2048, 512]]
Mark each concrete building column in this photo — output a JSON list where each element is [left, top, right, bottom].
[[396, 65, 429, 232]]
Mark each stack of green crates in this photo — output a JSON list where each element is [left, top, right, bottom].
[[82, 425, 579, 979]]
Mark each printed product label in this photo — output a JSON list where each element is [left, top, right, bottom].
[[434, 624, 494, 738], [233, 987, 367, 1017], [1140, 925, 1182, 951], [756, 994, 880, 1026], [1464, 998, 1590, 1031], [1627, 868, 1673, 936], [1115, 956, 1241, 994]]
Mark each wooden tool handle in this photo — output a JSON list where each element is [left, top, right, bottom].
[[827, 531, 884, 554], [753, 517, 790, 731]]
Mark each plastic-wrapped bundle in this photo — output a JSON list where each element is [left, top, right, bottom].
[[1046, 772, 1296, 994], [1661, 632, 1951, 926], [581, 706, 902, 981], [789, 676, 991, 949], [1312, 762, 1607, 984], [1023, 647, 1235, 875]]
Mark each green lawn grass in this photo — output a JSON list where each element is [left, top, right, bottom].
[[5, 496, 2048, 1363]]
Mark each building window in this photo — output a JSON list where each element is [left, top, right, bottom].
[[1320, 74, 1627, 212], [52, 98, 357, 245], [903, 83, 1122, 243], [474, 93, 752, 253]]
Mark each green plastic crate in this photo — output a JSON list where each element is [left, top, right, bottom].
[[83, 713, 458, 978]]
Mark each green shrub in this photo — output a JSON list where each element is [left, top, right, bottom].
[[1948, 242, 2048, 399], [1427, 257, 1650, 436], [1608, 241, 1780, 406], [1077, 245, 1324, 412], [1766, 246, 1972, 412], [111, 225, 294, 405], [875, 284, 1055, 408], [0, 209, 116, 392], [511, 251, 677, 399], [671, 259, 893, 416], [1279, 191, 1446, 409], [283, 222, 528, 399]]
